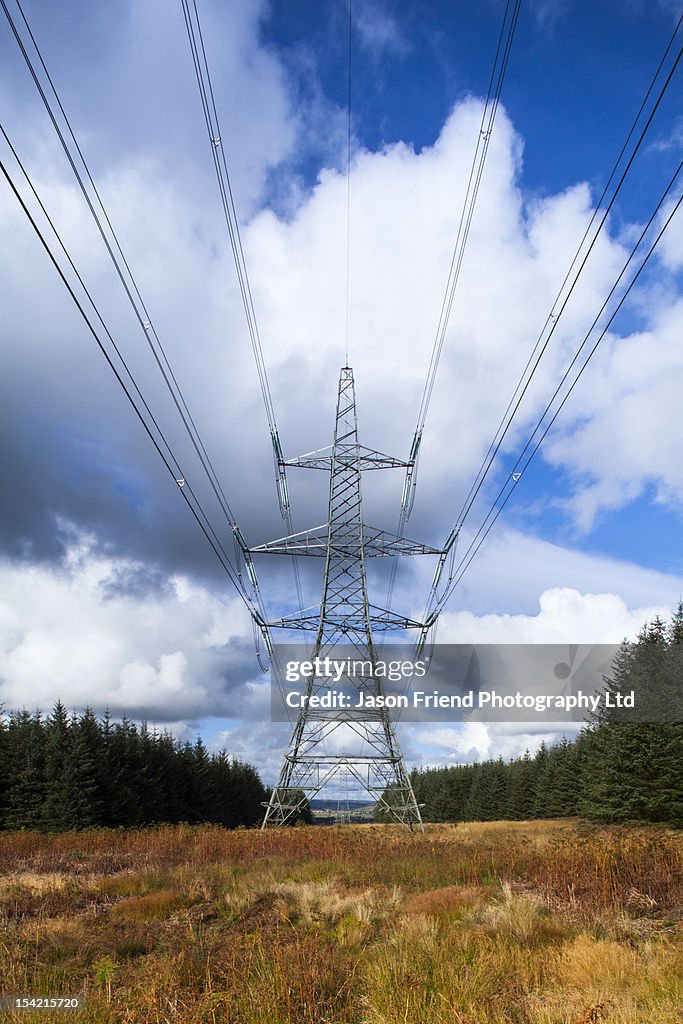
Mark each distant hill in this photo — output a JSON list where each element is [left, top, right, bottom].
[[310, 798, 374, 811]]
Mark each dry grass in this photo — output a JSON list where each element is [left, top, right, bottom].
[[0, 819, 680, 1023], [480, 881, 561, 945], [0, 872, 74, 895]]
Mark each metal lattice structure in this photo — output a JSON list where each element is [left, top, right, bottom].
[[256, 367, 440, 830]]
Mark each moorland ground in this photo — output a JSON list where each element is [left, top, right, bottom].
[[0, 819, 681, 1023]]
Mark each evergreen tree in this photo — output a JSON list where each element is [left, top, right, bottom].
[[531, 741, 551, 817], [0, 706, 270, 833], [440, 766, 473, 822], [58, 716, 102, 830], [104, 719, 144, 827], [582, 608, 683, 824], [160, 732, 190, 823], [427, 771, 453, 822], [463, 762, 484, 820], [506, 750, 536, 819], [79, 707, 106, 805], [543, 738, 579, 817], [41, 701, 70, 831], [4, 711, 46, 830]]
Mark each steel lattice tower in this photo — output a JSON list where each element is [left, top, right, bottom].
[[254, 367, 439, 829]]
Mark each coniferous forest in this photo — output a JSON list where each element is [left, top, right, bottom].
[[0, 704, 267, 831], [389, 606, 683, 828], [1, 608, 681, 832]]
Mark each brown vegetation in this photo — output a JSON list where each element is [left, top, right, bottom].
[[0, 819, 680, 1022]]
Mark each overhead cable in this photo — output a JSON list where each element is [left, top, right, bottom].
[[0, 149, 256, 620], [180, 0, 306, 621], [414, 17, 683, 643], [399, 0, 523, 527], [1, 0, 289, 672], [1, 0, 273, 644], [428, 163, 682, 622], [384, 0, 523, 623], [454, 16, 683, 536]]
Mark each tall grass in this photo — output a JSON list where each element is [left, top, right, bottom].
[[0, 820, 680, 1023]]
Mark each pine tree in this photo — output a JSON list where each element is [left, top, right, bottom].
[[41, 701, 70, 831], [464, 762, 485, 820], [187, 737, 215, 823], [442, 766, 473, 822], [4, 711, 45, 830], [104, 719, 144, 827], [506, 750, 536, 819], [539, 738, 578, 817], [531, 741, 550, 817], [428, 772, 452, 822], [582, 608, 683, 824], [58, 716, 102, 830], [0, 706, 273, 832], [159, 732, 189, 823]]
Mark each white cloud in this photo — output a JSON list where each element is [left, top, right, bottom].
[[527, 0, 569, 32], [0, 536, 257, 720], [543, 296, 683, 529], [658, 195, 683, 269], [402, 526, 683, 621], [436, 586, 669, 644], [413, 721, 582, 766], [242, 97, 683, 545], [4, 78, 681, 556]]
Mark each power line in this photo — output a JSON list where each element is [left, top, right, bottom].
[[5, 0, 678, 677], [411, 0, 523, 457], [1, 0, 273, 637], [428, 162, 682, 621], [180, 0, 306, 621], [345, 0, 353, 369], [0, 149, 251, 617], [2, 129, 296, 702], [384, 0, 522, 619], [413, 17, 683, 638], [454, 16, 683, 536]]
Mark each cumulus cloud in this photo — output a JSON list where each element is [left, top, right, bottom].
[[436, 585, 670, 644], [0, 533, 258, 721], [406, 526, 683, 621], [413, 721, 583, 766], [541, 295, 683, 530]]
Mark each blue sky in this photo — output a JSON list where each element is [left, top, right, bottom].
[[1, 0, 682, 779], [262, 2, 681, 209]]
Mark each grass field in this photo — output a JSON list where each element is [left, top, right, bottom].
[[0, 819, 681, 1023]]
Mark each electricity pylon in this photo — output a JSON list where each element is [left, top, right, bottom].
[[254, 367, 439, 829]]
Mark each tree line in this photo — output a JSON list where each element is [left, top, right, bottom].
[[385, 607, 683, 827], [0, 703, 267, 831]]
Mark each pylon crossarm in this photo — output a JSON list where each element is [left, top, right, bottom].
[[269, 604, 425, 632], [282, 443, 412, 471], [251, 523, 441, 557]]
